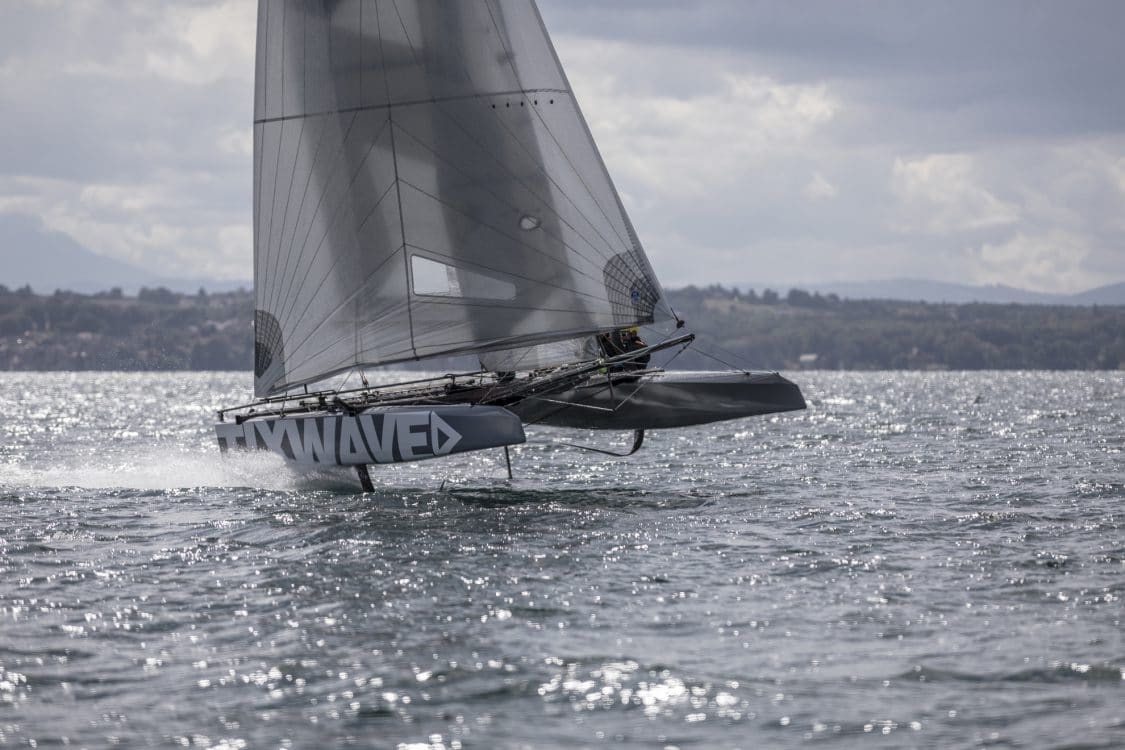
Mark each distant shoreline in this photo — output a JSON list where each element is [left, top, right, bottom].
[[1, 284, 1122, 372]]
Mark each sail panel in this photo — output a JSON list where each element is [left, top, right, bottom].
[[478, 337, 601, 374], [253, 0, 670, 396]]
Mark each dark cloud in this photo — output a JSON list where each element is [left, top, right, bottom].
[[542, 0, 1125, 142]]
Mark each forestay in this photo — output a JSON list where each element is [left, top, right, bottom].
[[253, 0, 672, 397]]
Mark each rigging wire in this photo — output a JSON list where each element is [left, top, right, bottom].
[[514, 332, 695, 429], [688, 333, 760, 373]]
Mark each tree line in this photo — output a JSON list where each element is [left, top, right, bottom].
[[666, 285, 1125, 370], [0, 283, 1122, 372]]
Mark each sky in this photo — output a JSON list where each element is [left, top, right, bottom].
[[1, 0, 1124, 293]]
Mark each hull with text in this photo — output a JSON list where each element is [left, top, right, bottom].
[[215, 405, 525, 467]]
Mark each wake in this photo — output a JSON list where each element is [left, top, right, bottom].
[[3, 448, 310, 492], [2, 445, 513, 493]]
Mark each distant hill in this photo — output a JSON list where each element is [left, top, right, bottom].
[[735, 278, 1125, 306], [1066, 281, 1125, 305], [0, 212, 248, 295], [0, 213, 154, 293], [2, 285, 1122, 372]]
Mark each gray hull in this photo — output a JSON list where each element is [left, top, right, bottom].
[[215, 404, 525, 467], [511, 371, 806, 430]]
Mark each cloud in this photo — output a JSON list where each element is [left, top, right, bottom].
[[0, 0, 253, 281], [967, 230, 1098, 293], [0, 1, 1123, 293], [560, 37, 838, 202], [144, 0, 255, 85], [891, 154, 1020, 234], [0, 169, 250, 281], [803, 172, 838, 200]]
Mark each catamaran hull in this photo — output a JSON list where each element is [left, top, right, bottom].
[[215, 405, 525, 467], [511, 371, 806, 430]]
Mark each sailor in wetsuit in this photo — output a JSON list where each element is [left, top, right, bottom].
[[597, 327, 650, 372]]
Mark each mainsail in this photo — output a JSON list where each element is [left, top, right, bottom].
[[253, 0, 672, 397]]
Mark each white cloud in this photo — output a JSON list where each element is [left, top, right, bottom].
[[803, 171, 838, 200], [967, 230, 1098, 293], [218, 127, 254, 157], [0, 1, 254, 281], [0, 173, 250, 280], [145, 0, 256, 85], [560, 37, 839, 201], [890, 153, 1020, 234]]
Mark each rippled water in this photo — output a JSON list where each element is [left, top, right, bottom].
[[1, 371, 1123, 749]]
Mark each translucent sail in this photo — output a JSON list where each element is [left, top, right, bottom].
[[253, 0, 671, 397]]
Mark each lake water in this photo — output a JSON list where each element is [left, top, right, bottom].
[[1, 371, 1122, 749]]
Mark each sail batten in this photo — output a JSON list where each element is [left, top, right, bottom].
[[254, 89, 573, 126], [253, 0, 671, 397]]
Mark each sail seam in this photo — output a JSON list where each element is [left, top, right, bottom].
[[267, 116, 305, 320], [478, 103, 625, 260], [400, 98, 622, 263], [252, 89, 571, 126], [487, 2, 644, 292], [394, 177, 610, 297], [484, 1, 531, 102], [524, 1, 643, 266], [276, 181, 400, 363], [522, 101, 633, 256], [274, 111, 361, 330], [267, 114, 333, 320], [391, 122, 617, 274], [273, 116, 392, 334], [284, 297, 411, 373]]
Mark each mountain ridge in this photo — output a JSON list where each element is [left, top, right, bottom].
[[0, 213, 246, 295]]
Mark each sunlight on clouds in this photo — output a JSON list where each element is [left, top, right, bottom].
[[216, 225, 253, 276], [803, 171, 839, 200], [560, 38, 838, 201], [0, 175, 249, 280], [22, 1, 253, 85], [968, 230, 1098, 293], [218, 128, 254, 157], [145, 0, 255, 85], [79, 184, 170, 214], [891, 154, 1020, 234]]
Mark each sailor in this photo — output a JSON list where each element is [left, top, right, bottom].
[[598, 327, 650, 371]]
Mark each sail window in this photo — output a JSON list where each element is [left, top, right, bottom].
[[410, 255, 516, 301], [519, 215, 541, 231]]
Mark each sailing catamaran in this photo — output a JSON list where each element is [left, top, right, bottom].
[[215, 0, 806, 490]]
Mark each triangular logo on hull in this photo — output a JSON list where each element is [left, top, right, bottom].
[[430, 413, 462, 456]]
